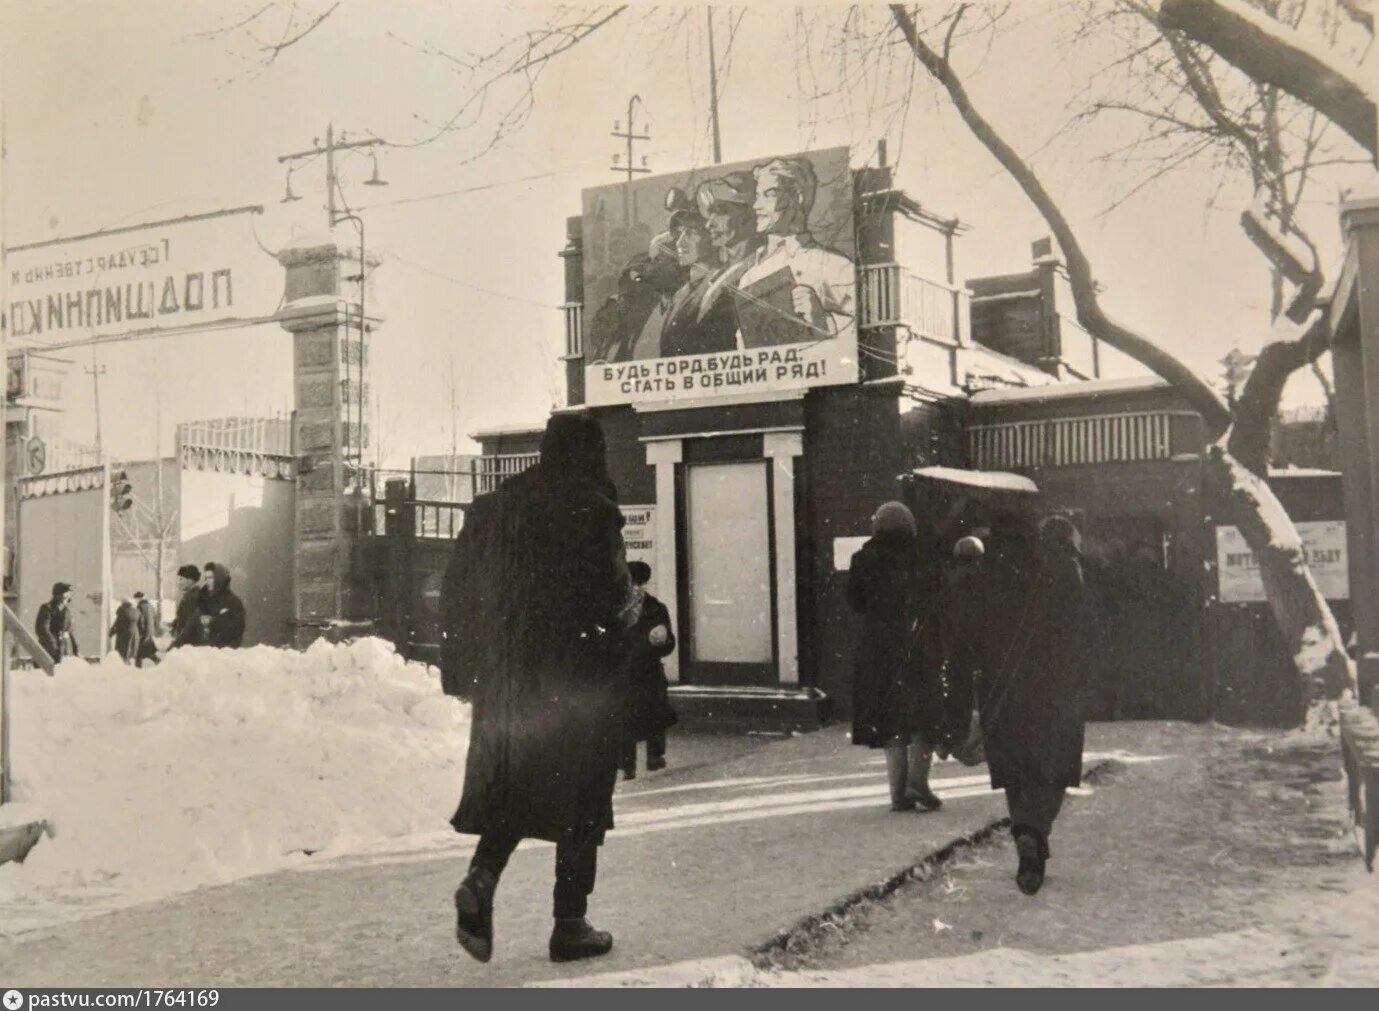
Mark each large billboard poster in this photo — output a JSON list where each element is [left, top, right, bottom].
[[581, 146, 857, 407]]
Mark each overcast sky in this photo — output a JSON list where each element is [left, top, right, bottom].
[[4, 0, 1374, 467]]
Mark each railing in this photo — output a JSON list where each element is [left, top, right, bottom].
[[177, 417, 294, 479], [368, 453, 540, 540], [178, 417, 292, 456], [970, 412, 1173, 469], [563, 303, 584, 358], [860, 264, 969, 345], [1340, 697, 1379, 870], [475, 453, 539, 494], [38, 437, 103, 475], [413, 500, 465, 540]]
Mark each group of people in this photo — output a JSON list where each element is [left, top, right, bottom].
[[30, 560, 246, 667], [439, 414, 676, 965], [586, 154, 856, 363], [167, 561, 247, 651], [436, 411, 1092, 967], [106, 590, 162, 666], [847, 499, 1090, 897]]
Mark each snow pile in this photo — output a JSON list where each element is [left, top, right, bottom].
[[0, 637, 470, 924]]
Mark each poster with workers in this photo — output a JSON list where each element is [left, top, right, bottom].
[[581, 146, 858, 406]]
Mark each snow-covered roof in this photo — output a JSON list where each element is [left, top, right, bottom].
[[908, 466, 1039, 494], [469, 421, 546, 439], [1268, 467, 1341, 479], [970, 375, 1170, 406]]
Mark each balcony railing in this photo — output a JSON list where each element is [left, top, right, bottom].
[[563, 303, 585, 358], [860, 264, 970, 345]]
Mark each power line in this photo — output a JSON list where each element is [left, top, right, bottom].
[[354, 170, 561, 211], [380, 246, 563, 310]]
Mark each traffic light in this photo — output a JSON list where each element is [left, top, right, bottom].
[[109, 469, 133, 513]]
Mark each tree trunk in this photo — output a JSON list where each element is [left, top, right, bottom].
[[891, 4, 1357, 700], [1204, 446, 1353, 698]]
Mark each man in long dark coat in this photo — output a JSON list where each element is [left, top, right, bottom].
[[445, 413, 635, 965], [976, 511, 1091, 896]]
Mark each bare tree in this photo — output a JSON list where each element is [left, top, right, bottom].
[[892, 1, 1366, 702]]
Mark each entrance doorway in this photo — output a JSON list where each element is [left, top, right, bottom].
[[682, 461, 775, 684]]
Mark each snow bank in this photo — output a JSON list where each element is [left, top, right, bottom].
[[0, 637, 470, 927]]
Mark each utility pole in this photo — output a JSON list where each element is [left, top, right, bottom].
[[610, 96, 651, 227], [707, 8, 723, 164], [277, 123, 385, 233], [85, 362, 106, 455]]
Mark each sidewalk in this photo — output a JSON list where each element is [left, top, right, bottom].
[[0, 723, 1062, 987], [702, 719, 1379, 987], [0, 720, 1310, 987]]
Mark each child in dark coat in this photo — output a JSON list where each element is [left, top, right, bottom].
[[619, 561, 677, 779]]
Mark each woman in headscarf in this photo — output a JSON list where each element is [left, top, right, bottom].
[[976, 511, 1092, 895], [847, 501, 943, 812]]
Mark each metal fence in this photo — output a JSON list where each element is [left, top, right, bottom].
[[367, 453, 539, 540], [178, 417, 292, 456]]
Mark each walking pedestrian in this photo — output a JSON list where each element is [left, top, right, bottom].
[[199, 563, 246, 648], [443, 413, 637, 965], [937, 535, 985, 753], [975, 511, 1091, 896], [168, 565, 204, 650], [619, 561, 677, 779], [34, 582, 80, 661], [133, 591, 161, 667], [847, 501, 943, 813], [108, 597, 141, 663]]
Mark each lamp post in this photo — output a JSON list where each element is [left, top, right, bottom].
[[611, 96, 651, 227]]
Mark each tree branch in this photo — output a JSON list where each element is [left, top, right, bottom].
[[1159, 0, 1377, 157], [1227, 309, 1331, 472], [942, 4, 968, 63], [262, 2, 340, 64], [889, 3, 1233, 434]]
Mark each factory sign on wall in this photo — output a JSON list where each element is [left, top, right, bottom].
[[5, 206, 278, 344]]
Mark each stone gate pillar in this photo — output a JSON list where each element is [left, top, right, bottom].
[[276, 238, 382, 646]]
